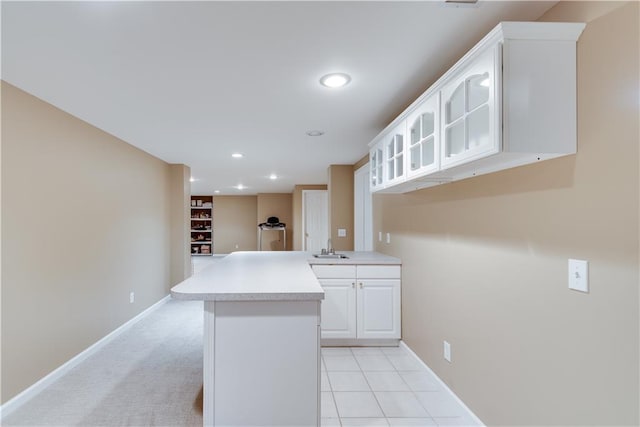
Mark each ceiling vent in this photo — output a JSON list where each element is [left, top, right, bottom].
[[442, 0, 479, 7]]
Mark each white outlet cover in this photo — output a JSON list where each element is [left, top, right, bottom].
[[386, 232, 391, 244], [378, 231, 382, 242], [444, 341, 451, 362], [338, 228, 347, 237], [568, 259, 589, 293]]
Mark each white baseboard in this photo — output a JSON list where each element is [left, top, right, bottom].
[[399, 341, 485, 426], [0, 295, 171, 421]]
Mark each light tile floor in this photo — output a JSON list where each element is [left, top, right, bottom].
[[321, 346, 482, 426]]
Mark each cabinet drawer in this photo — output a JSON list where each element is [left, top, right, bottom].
[[356, 265, 401, 279], [312, 265, 356, 279]]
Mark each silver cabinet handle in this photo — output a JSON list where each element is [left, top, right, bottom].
[[352, 282, 355, 288], [359, 282, 363, 289]]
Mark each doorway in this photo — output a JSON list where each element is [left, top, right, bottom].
[[302, 190, 328, 252]]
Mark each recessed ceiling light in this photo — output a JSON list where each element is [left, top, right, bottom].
[[236, 184, 245, 190], [232, 153, 243, 158], [320, 73, 351, 88], [189, 177, 196, 182], [269, 174, 278, 180], [213, 190, 221, 194], [306, 130, 325, 137]]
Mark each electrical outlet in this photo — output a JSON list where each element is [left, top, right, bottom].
[[338, 228, 347, 237], [235, 244, 239, 249], [378, 231, 382, 242], [386, 232, 391, 244], [444, 341, 451, 362], [129, 292, 135, 304]]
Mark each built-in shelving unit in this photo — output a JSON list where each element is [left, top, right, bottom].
[[191, 195, 213, 256]]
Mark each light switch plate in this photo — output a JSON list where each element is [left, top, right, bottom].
[[338, 228, 346, 237], [386, 233, 391, 244], [444, 341, 451, 362], [568, 259, 589, 293], [378, 231, 382, 242]]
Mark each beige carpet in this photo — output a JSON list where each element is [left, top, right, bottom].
[[3, 299, 205, 426]]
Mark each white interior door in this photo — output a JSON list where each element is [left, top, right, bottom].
[[303, 190, 328, 252], [354, 164, 373, 251]]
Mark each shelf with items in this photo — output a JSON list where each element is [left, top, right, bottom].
[[190, 195, 214, 256]]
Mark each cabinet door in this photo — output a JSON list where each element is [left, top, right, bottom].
[[369, 142, 385, 191], [384, 122, 406, 185], [407, 93, 440, 178], [319, 279, 357, 339], [440, 45, 500, 169], [356, 280, 401, 339]]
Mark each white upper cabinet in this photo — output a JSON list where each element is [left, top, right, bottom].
[[368, 22, 585, 194], [384, 123, 406, 185], [441, 46, 499, 169], [369, 140, 384, 191], [406, 92, 440, 178]]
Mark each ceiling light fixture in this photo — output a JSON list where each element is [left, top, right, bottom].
[[231, 153, 243, 158], [189, 177, 196, 182], [214, 190, 221, 194], [236, 184, 245, 190], [306, 130, 325, 137], [269, 174, 278, 180], [320, 73, 351, 88]]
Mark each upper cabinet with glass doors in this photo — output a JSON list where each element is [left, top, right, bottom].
[[441, 46, 498, 169], [406, 92, 440, 179], [369, 140, 384, 191], [384, 123, 406, 185], [368, 22, 585, 194]]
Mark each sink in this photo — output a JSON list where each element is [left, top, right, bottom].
[[313, 253, 349, 259]]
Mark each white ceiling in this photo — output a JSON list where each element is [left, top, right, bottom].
[[1, 1, 556, 195]]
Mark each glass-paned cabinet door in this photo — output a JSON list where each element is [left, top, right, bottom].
[[441, 45, 500, 169], [406, 92, 440, 178], [385, 123, 406, 185], [369, 142, 384, 191]]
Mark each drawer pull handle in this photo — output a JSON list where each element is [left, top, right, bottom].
[[359, 282, 363, 289]]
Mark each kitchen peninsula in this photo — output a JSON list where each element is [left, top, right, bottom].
[[171, 251, 324, 426], [171, 250, 402, 426]]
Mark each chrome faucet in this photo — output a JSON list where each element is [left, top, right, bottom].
[[327, 238, 334, 254]]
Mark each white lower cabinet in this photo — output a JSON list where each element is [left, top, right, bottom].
[[312, 264, 401, 340], [357, 279, 401, 339], [320, 279, 357, 338]]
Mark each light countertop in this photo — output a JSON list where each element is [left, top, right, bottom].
[[171, 251, 401, 302], [172, 251, 324, 302]]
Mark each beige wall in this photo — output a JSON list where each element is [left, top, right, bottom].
[[292, 185, 328, 251], [170, 164, 191, 283], [212, 195, 257, 253], [328, 165, 354, 251], [374, 2, 639, 425], [1, 82, 188, 403]]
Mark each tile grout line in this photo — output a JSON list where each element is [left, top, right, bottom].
[[380, 347, 438, 423], [350, 347, 388, 424]]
